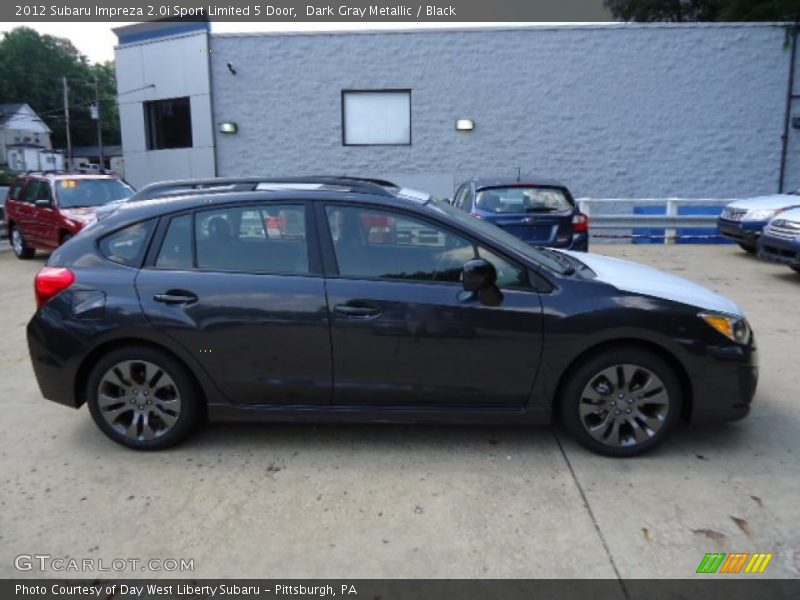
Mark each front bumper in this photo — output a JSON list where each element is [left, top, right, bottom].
[[717, 218, 767, 245], [758, 233, 800, 267], [685, 339, 758, 425]]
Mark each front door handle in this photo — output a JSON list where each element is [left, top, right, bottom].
[[153, 290, 198, 305], [333, 303, 381, 318]]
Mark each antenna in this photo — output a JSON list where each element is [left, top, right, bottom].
[[516, 167, 521, 182]]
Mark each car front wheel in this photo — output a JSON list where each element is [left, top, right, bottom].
[[86, 346, 201, 450], [738, 242, 756, 254], [10, 225, 35, 259], [559, 348, 682, 457]]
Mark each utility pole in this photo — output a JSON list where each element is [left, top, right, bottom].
[[93, 77, 104, 171], [62, 76, 72, 169]]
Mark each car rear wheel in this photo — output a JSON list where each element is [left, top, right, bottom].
[[738, 242, 756, 254], [559, 348, 682, 457], [87, 346, 201, 450], [10, 226, 35, 259]]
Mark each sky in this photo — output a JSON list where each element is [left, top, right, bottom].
[[0, 22, 570, 64]]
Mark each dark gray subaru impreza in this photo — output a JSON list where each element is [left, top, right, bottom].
[[27, 177, 757, 456]]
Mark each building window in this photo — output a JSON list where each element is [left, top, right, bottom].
[[342, 90, 411, 146], [144, 97, 193, 150]]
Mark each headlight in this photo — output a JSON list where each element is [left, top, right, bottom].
[[744, 208, 775, 221], [699, 312, 750, 344]]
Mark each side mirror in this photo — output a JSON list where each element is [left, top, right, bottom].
[[34, 199, 52, 208], [462, 258, 497, 292], [461, 258, 502, 306]]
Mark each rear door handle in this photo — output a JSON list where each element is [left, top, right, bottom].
[[333, 303, 381, 318], [153, 290, 198, 305]]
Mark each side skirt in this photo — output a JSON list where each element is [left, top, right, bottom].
[[207, 403, 552, 426]]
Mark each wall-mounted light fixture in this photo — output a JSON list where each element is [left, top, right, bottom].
[[219, 122, 238, 134], [455, 119, 474, 131]]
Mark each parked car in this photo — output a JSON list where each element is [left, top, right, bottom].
[[5, 171, 135, 259], [717, 190, 800, 253], [27, 176, 756, 457], [0, 187, 7, 234], [757, 207, 800, 274], [450, 177, 589, 251]]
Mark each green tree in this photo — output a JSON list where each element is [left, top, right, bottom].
[[0, 27, 120, 149], [604, 0, 799, 21]]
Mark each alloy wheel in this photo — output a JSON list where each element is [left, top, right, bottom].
[[578, 363, 670, 448], [96, 360, 182, 441], [11, 228, 23, 255]]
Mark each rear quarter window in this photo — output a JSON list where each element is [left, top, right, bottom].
[[99, 220, 155, 267], [7, 178, 23, 201]]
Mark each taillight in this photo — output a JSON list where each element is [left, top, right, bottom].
[[469, 212, 483, 219], [572, 213, 589, 233], [34, 267, 75, 308]]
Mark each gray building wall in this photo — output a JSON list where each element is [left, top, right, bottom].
[[209, 23, 796, 199]]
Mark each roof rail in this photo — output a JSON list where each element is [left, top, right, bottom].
[[130, 176, 398, 201], [20, 169, 110, 176]]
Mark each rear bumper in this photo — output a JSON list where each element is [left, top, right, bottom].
[[686, 341, 758, 425], [757, 234, 800, 267], [27, 313, 86, 408], [520, 232, 588, 251], [717, 218, 766, 245], [567, 232, 589, 251]]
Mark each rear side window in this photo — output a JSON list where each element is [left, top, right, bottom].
[[99, 220, 155, 267], [7, 179, 23, 201], [36, 181, 52, 203], [194, 205, 309, 273]]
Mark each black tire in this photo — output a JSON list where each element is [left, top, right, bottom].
[[86, 345, 202, 450], [559, 347, 682, 457], [791, 265, 800, 274], [61, 232, 73, 245], [10, 225, 35, 259], [738, 242, 756, 254]]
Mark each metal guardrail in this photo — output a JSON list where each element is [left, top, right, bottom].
[[586, 215, 719, 229], [577, 198, 728, 243]]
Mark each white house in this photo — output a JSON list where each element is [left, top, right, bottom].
[[0, 103, 62, 171]]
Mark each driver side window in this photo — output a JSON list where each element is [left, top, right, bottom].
[[326, 205, 527, 288]]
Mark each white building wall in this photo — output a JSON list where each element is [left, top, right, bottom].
[[115, 31, 215, 188]]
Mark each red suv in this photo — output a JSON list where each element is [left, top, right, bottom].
[[5, 172, 134, 259]]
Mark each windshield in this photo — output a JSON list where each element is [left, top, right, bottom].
[[428, 198, 571, 275], [476, 186, 573, 214], [57, 178, 134, 208]]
